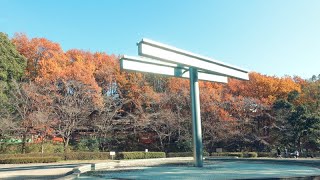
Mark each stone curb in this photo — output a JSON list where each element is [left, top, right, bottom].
[[205, 157, 320, 168], [57, 157, 320, 179], [56, 157, 193, 180]]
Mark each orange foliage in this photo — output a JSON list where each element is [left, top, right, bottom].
[[228, 72, 301, 104], [12, 33, 65, 80], [167, 78, 189, 95], [12, 34, 120, 107], [12, 34, 306, 129], [117, 72, 160, 110]]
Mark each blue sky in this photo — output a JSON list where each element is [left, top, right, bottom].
[[1, 0, 320, 78]]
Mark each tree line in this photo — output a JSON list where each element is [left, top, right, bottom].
[[0, 32, 319, 154]]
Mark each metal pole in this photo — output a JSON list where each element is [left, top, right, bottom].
[[189, 67, 203, 167]]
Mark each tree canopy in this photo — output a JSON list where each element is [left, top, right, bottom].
[[0, 32, 26, 102], [0, 32, 319, 155]]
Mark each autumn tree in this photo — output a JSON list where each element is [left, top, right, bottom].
[[228, 72, 301, 105], [0, 107, 18, 148], [8, 32, 319, 155], [140, 109, 179, 151], [12, 33, 65, 81], [8, 81, 38, 153], [301, 78, 320, 113], [50, 80, 102, 153], [90, 95, 129, 151]]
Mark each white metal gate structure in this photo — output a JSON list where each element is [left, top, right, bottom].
[[120, 39, 249, 167]]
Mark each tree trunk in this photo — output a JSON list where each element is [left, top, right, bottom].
[[63, 138, 70, 160], [41, 139, 44, 154], [21, 132, 27, 154]]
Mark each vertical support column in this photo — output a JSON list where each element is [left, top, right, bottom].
[[189, 67, 203, 167]]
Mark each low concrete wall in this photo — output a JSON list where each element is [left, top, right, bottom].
[[92, 162, 118, 171], [58, 157, 193, 179], [59, 157, 320, 179], [205, 157, 320, 169], [56, 164, 93, 180]]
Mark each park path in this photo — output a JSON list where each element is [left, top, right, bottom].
[[0, 160, 107, 179], [0, 158, 193, 179]]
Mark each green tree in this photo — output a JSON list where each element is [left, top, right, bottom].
[[273, 92, 320, 153], [0, 32, 26, 103]]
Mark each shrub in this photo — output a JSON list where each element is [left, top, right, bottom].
[[0, 153, 64, 160], [210, 152, 244, 158], [0, 152, 109, 161], [64, 152, 110, 160], [0, 144, 22, 154], [39, 143, 64, 153], [167, 151, 209, 157], [210, 152, 227, 157], [118, 152, 165, 159], [244, 152, 258, 158], [74, 139, 89, 152], [257, 152, 273, 157], [226, 152, 243, 158], [0, 151, 165, 161], [145, 152, 166, 159], [74, 138, 100, 152], [167, 152, 193, 157], [0, 143, 65, 154], [0, 157, 60, 164]]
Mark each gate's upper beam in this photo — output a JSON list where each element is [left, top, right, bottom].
[[138, 38, 249, 80], [120, 55, 228, 83]]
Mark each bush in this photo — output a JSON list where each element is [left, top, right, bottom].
[[257, 152, 273, 157], [210, 152, 259, 158], [0, 143, 22, 154], [244, 152, 258, 158], [74, 138, 100, 152], [0, 152, 109, 161], [167, 152, 193, 157], [118, 152, 165, 159], [210, 152, 244, 158], [0, 157, 60, 164], [167, 151, 209, 157], [0, 143, 65, 154], [144, 152, 166, 159], [0, 153, 64, 161], [226, 152, 243, 158], [0, 151, 165, 161], [210, 152, 227, 156], [64, 152, 110, 160]]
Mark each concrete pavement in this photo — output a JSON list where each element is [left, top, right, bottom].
[[0, 160, 107, 179]]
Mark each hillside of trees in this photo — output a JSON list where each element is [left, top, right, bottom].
[[0, 32, 319, 155]]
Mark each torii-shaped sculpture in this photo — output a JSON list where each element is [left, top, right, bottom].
[[120, 39, 249, 167]]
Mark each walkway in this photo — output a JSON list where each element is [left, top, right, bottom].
[[0, 160, 106, 179]]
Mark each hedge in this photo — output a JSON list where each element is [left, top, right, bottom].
[[0, 152, 165, 161], [244, 152, 258, 158], [211, 152, 244, 158], [226, 152, 244, 158], [117, 152, 166, 159], [167, 152, 209, 157], [0, 152, 110, 161], [167, 152, 193, 157], [64, 152, 110, 160], [0, 153, 60, 159], [0, 157, 60, 164], [257, 152, 274, 157], [0, 143, 65, 154]]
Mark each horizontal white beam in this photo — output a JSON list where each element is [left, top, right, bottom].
[[138, 38, 249, 80], [120, 56, 228, 83]]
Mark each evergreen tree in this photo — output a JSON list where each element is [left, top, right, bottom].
[[0, 32, 26, 102]]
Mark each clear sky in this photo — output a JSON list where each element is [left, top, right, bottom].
[[1, 0, 320, 78]]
